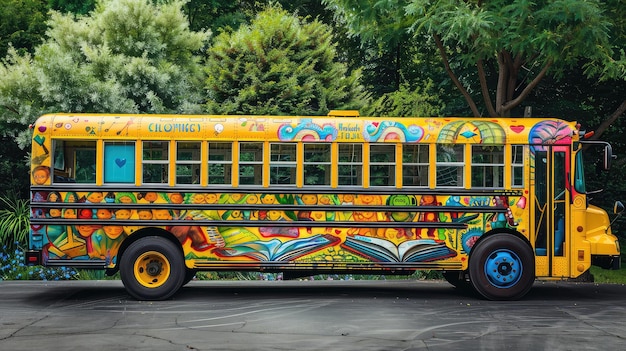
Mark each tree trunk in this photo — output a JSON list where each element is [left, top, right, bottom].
[[591, 99, 626, 140]]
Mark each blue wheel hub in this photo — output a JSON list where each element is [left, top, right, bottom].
[[484, 250, 522, 288]]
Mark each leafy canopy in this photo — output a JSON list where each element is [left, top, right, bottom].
[[0, 0, 210, 146], [325, 0, 613, 117], [205, 4, 369, 115]]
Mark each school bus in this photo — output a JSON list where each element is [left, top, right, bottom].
[[26, 111, 621, 300]]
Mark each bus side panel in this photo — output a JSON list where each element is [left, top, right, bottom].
[[30, 190, 528, 272]]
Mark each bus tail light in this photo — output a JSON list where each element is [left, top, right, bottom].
[[25, 251, 41, 266]]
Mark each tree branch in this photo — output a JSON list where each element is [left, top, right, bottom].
[[1, 104, 20, 116], [502, 60, 552, 114], [477, 58, 497, 117], [433, 34, 481, 116], [495, 52, 508, 116], [591, 99, 626, 140]]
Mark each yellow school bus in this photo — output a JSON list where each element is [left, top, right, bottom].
[[26, 111, 621, 300]]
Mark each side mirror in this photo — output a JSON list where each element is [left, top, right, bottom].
[[614, 201, 624, 215], [604, 144, 613, 170]]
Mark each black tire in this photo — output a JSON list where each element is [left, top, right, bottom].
[[468, 234, 535, 301], [120, 236, 185, 300], [182, 269, 198, 286], [442, 271, 472, 291]]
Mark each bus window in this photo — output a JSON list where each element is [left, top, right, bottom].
[[176, 142, 201, 185], [52, 140, 96, 183], [142, 141, 169, 184], [270, 143, 297, 185], [512, 145, 525, 187], [208, 142, 232, 185], [304, 143, 331, 186], [338, 144, 362, 186], [471, 145, 504, 188], [104, 142, 135, 183], [436, 144, 464, 187], [239, 142, 263, 185], [402, 144, 429, 187], [370, 144, 396, 186]]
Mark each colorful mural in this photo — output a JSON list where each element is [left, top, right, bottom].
[[28, 113, 577, 272], [30, 190, 525, 269]]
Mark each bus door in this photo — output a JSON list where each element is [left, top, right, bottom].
[[533, 146, 570, 277]]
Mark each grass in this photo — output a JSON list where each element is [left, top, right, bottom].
[[590, 266, 626, 284]]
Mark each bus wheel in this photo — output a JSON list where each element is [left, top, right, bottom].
[[182, 269, 198, 286], [120, 236, 185, 300], [468, 234, 535, 301]]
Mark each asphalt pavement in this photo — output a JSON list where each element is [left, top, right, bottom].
[[1, 279, 625, 350]]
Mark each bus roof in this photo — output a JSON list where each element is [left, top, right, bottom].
[[33, 113, 580, 145]]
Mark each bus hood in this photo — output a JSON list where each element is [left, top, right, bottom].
[[585, 204, 620, 256]]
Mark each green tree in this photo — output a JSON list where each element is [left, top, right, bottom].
[[48, 0, 97, 14], [0, 0, 48, 58], [364, 80, 444, 117], [326, 0, 614, 117], [0, 0, 210, 147], [582, 0, 626, 140], [184, 0, 259, 33], [0, 195, 30, 249], [204, 4, 369, 115]]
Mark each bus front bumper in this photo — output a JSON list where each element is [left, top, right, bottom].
[[592, 255, 621, 270]]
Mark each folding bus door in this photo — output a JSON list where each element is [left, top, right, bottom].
[[533, 145, 570, 278]]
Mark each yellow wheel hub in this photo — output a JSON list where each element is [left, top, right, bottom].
[[133, 251, 171, 288]]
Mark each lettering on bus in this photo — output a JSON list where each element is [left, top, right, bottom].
[[338, 123, 361, 140], [148, 123, 201, 133]]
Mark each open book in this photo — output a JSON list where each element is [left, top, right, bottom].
[[213, 234, 339, 261], [342, 235, 457, 262]]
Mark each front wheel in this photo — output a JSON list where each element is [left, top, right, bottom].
[[120, 236, 185, 300], [468, 234, 535, 301]]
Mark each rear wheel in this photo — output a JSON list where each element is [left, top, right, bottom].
[[182, 268, 198, 286], [120, 236, 185, 300], [468, 234, 535, 301]]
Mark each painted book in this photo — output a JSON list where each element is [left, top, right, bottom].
[[342, 235, 457, 262], [213, 234, 339, 261]]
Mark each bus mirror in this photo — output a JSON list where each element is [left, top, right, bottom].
[[603, 144, 613, 170], [614, 201, 624, 215]]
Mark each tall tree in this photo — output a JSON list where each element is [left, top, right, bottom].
[[204, 4, 369, 115], [48, 0, 97, 14], [325, 0, 614, 117], [582, 0, 626, 139], [0, 0, 210, 147], [0, 0, 48, 58]]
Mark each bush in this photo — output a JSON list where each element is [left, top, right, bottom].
[[0, 195, 30, 250], [0, 244, 79, 281]]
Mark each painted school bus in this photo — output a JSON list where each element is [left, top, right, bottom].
[[27, 112, 621, 300]]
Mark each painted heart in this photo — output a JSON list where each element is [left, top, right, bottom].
[[115, 158, 126, 167], [73, 118, 79, 123], [33, 135, 45, 145], [38, 126, 47, 133], [511, 125, 524, 133], [372, 122, 379, 127]]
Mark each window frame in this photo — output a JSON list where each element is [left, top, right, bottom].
[[142, 140, 170, 184], [470, 145, 505, 189], [337, 143, 363, 187], [303, 143, 331, 186], [269, 142, 297, 186]]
